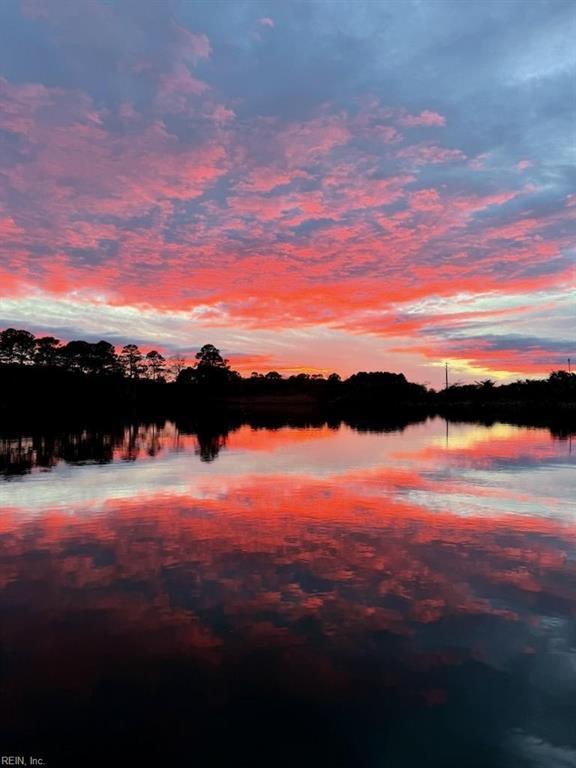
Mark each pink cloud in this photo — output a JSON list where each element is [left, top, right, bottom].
[[235, 168, 310, 194], [399, 110, 446, 127], [175, 26, 212, 64], [155, 67, 209, 113], [279, 113, 351, 167], [396, 143, 466, 166], [258, 17, 275, 28], [208, 104, 236, 125]]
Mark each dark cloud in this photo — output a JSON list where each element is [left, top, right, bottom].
[[473, 334, 574, 354]]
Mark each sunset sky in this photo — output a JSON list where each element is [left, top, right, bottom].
[[0, 0, 574, 383]]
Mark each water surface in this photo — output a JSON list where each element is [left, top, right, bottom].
[[1, 418, 575, 767]]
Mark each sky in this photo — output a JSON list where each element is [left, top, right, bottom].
[[0, 0, 574, 383]]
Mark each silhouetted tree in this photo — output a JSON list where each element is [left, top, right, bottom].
[[548, 370, 576, 397], [61, 340, 119, 375], [145, 350, 166, 381], [548, 370, 576, 386], [34, 336, 61, 366], [194, 344, 233, 388], [195, 344, 229, 369], [120, 344, 144, 379], [60, 341, 91, 373], [343, 371, 427, 405], [0, 328, 36, 364], [176, 367, 196, 386], [265, 371, 282, 380], [168, 355, 186, 381], [92, 341, 121, 375]]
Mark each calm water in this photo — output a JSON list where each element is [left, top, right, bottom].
[[1, 418, 575, 767]]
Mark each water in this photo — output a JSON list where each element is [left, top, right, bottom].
[[1, 418, 575, 767]]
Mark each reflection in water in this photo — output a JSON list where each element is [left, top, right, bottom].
[[0, 418, 575, 767], [0, 411, 435, 476], [0, 421, 226, 473]]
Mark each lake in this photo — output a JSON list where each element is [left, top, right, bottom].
[[1, 417, 575, 767]]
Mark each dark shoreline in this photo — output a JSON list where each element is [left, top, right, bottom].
[[1, 400, 574, 441], [1, 363, 574, 436]]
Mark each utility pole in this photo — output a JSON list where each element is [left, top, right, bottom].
[[569, 358, 571, 373], [445, 362, 449, 390]]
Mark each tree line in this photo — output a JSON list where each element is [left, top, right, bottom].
[[1, 327, 574, 406], [0, 327, 183, 381], [0, 327, 345, 386]]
